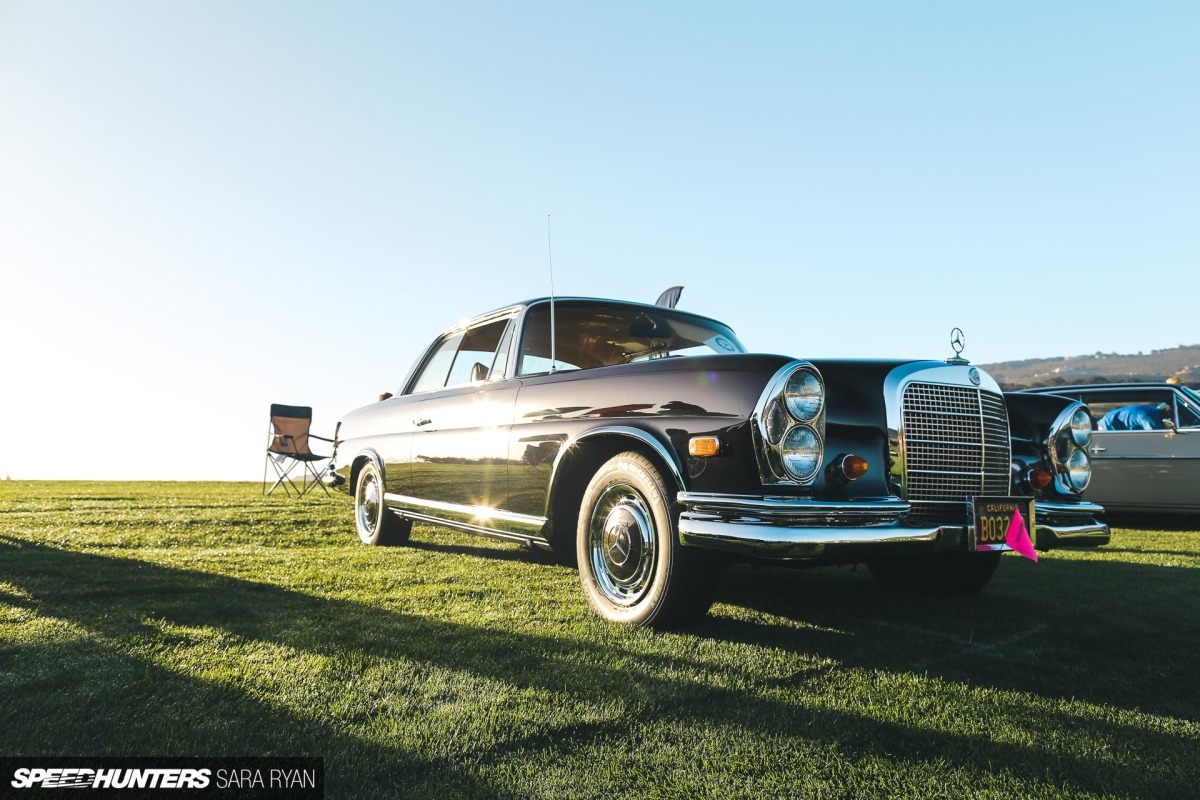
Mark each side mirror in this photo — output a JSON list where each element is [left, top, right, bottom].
[[1164, 418, 1177, 432], [379, 392, 394, 402]]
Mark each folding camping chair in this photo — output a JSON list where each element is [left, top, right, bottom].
[[263, 404, 333, 497]]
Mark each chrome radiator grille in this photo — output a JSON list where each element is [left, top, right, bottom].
[[902, 382, 1011, 524]]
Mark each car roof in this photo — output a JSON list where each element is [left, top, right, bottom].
[[1020, 383, 1184, 393]]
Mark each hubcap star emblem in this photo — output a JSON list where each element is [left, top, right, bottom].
[[605, 522, 631, 565]]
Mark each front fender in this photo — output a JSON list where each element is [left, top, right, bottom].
[[545, 425, 687, 520]]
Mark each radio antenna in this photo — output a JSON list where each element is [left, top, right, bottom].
[[546, 214, 557, 373]]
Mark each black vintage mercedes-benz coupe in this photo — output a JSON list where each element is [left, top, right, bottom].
[[328, 296, 1108, 627]]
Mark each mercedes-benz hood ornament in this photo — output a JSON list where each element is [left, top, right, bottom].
[[946, 327, 969, 365]]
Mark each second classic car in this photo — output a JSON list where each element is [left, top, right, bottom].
[[328, 296, 1109, 627], [1020, 382, 1200, 513]]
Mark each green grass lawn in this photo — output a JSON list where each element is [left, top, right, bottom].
[[1, 482, 1197, 799]]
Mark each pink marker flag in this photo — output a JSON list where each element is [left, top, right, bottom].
[[1005, 507, 1038, 562]]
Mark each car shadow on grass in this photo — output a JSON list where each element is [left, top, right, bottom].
[[0, 535, 1195, 798], [703, 555, 1198, 721]]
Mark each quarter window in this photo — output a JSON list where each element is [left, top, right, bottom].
[[445, 318, 512, 387]]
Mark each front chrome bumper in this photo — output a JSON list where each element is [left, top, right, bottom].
[[676, 492, 1110, 561]]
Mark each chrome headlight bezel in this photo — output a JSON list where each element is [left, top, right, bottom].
[[752, 362, 826, 487], [763, 398, 789, 446], [1048, 401, 1093, 495]]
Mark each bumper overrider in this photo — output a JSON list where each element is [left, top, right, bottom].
[[676, 492, 1109, 561]]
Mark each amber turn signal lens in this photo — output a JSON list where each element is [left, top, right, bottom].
[[688, 436, 721, 457], [839, 455, 869, 480], [1028, 468, 1053, 490]]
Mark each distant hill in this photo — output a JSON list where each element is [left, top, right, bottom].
[[981, 345, 1200, 391]]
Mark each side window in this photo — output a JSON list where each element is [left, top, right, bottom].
[[445, 318, 512, 388], [1088, 391, 1175, 431], [410, 332, 464, 394]]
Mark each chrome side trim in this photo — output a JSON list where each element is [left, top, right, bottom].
[[384, 492, 547, 536], [397, 510, 555, 550]]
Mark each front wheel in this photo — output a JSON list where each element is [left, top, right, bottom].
[[867, 551, 1001, 594], [577, 451, 718, 627], [355, 461, 412, 546]]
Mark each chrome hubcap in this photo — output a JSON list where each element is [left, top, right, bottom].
[[357, 472, 381, 541], [588, 484, 657, 606]]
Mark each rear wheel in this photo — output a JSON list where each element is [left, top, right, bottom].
[[577, 451, 718, 627], [868, 552, 1001, 594], [355, 461, 412, 546]]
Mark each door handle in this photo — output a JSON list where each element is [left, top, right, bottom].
[[1090, 446, 1106, 454], [414, 418, 432, 427]]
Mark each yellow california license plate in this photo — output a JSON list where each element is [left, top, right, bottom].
[[972, 496, 1035, 551]]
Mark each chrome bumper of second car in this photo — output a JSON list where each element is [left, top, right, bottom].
[[676, 493, 1110, 560], [1033, 500, 1110, 549]]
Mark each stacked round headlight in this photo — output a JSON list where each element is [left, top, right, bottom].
[[782, 426, 822, 480], [1066, 449, 1091, 491], [1049, 403, 1093, 493], [758, 365, 825, 483], [784, 369, 823, 421], [1069, 407, 1092, 447]]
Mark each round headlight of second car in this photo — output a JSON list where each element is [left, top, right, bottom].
[[784, 369, 823, 422], [1066, 448, 1091, 491], [1070, 407, 1092, 447], [781, 426, 822, 481]]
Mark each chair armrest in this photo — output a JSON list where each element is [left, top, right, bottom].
[[310, 434, 334, 443]]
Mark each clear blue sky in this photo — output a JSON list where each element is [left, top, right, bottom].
[[2, 1, 1197, 479]]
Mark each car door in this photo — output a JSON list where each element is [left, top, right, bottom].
[[407, 315, 523, 525], [378, 330, 467, 498], [1076, 388, 1197, 510], [1162, 387, 1200, 510]]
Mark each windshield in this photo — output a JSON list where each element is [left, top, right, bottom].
[[517, 301, 745, 376]]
